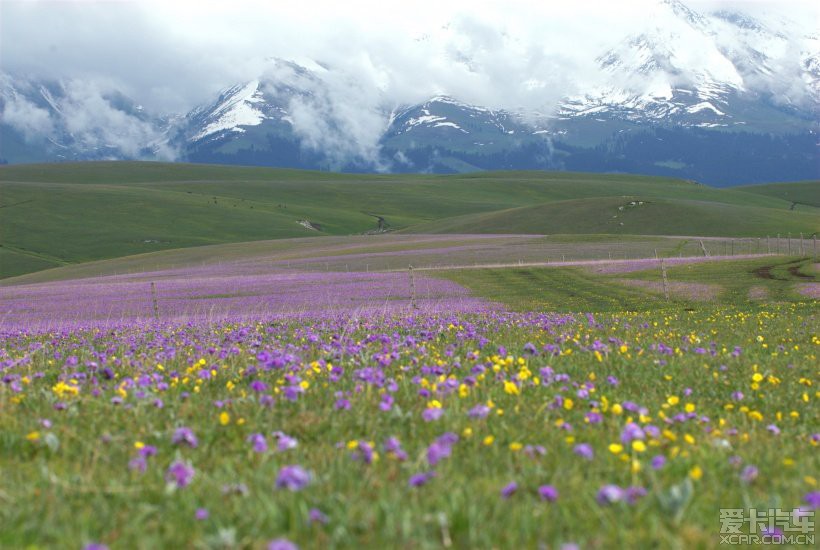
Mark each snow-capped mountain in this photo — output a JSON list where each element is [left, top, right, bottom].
[[1, 1, 817, 185], [556, 0, 818, 130], [187, 80, 271, 143], [386, 96, 524, 137], [177, 60, 320, 146]]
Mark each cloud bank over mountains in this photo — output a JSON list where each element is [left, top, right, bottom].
[[4, 0, 816, 110], [1, 0, 817, 182]]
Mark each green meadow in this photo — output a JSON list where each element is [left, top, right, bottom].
[[1, 162, 817, 279]]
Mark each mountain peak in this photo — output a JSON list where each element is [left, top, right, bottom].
[[658, 0, 706, 28], [188, 80, 268, 142]]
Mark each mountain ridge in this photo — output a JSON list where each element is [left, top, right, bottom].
[[1, 1, 817, 185]]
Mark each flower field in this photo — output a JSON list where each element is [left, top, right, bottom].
[[1, 304, 817, 548]]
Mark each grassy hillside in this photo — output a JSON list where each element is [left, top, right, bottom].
[[735, 180, 820, 208], [407, 197, 820, 237], [1, 162, 817, 278]]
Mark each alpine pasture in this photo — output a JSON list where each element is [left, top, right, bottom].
[[0, 162, 818, 549]]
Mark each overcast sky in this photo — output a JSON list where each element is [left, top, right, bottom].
[[2, 0, 818, 114]]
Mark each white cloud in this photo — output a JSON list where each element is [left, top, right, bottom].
[[2, 0, 814, 114], [58, 80, 176, 159], [1, 94, 56, 142]]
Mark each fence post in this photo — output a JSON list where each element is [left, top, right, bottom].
[[150, 282, 160, 322], [409, 265, 418, 310], [660, 258, 669, 302]]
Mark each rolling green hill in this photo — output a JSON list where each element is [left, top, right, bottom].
[[735, 180, 820, 208], [406, 197, 820, 237], [1, 162, 817, 279]]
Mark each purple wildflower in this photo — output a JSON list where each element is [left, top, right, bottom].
[[585, 412, 603, 424], [139, 445, 157, 457], [624, 486, 647, 504], [248, 433, 268, 453], [273, 431, 298, 452], [766, 424, 781, 436], [195, 508, 209, 520], [409, 471, 436, 487], [596, 485, 623, 505], [165, 460, 195, 488], [651, 455, 666, 470], [805, 492, 820, 509], [352, 441, 376, 464], [620, 422, 645, 444], [172, 427, 198, 448], [282, 385, 303, 401], [128, 456, 147, 474], [741, 465, 759, 483], [276, 465, 311, 491], [250, 380, 269, 392], [379, 393, 394, 411], [427, 432, 458, 466], [501, 481, 518, 499], [538, 485, 559, 502], [308, 508, 328, 524], [384, 437, 408, 461], [267, 539, 299, 550], [523, 444, 546, 458], [573, 443, 594, 460], [422, 407, 444, 422], [467, 404, 491, 419]]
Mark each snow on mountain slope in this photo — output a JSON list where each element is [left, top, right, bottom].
[[386, 96, 526, 141], [1, 0, 816, 178], [190, 80, 268, 141], [556, 0, 818, 127]]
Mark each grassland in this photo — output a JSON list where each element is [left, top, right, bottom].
[[1, 231, 799, 288], [2, 162, 817, 278], [406, 197, 819, 236], [2, 306, 817, 548], [437, 256, 818, 312], [736, 180, 820, 208], [1, 164, 818, 549]]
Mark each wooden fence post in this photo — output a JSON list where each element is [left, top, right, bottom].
[[150, 282, 160, 322], [660, 258, 669, 302], [409, 265, 418, 310]]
